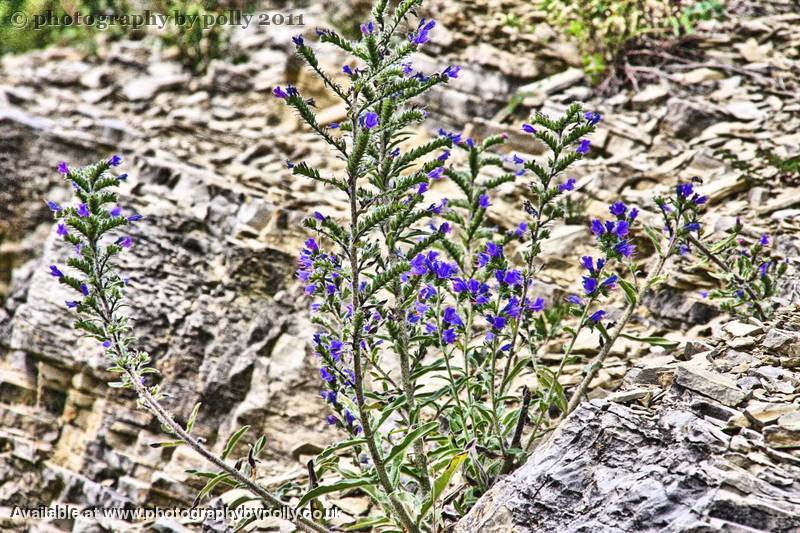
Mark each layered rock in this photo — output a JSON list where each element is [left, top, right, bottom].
[[456, 315, 800, 533]]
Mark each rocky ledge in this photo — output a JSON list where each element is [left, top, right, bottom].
[[456, 312, 800, 533]]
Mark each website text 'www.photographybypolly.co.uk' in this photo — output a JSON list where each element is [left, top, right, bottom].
[[5, 10, 305, 31], [8, 504, 340, 522]]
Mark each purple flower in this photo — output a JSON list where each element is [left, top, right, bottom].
[[442, 328, 456, 344], [577, 139, 591, 154], [57, 223, 69, 237], [108, 155, 122, 167], [615, 220, 629, 237], [521, 123, 536, 134], [117, 236, 133, 248], [305, 238, 319, 252], [437, 150, 451, 161], [128, 214, 143, 222], [57, 161, 69, 175], [77, 204, 90, 217], [629, 208, 639, 221], [601, 275, 618, 290], [320, 367, 335, 383], [437, 128, 462, 144], [439, 222, 451, 234], [344, 409, 357, 426], [684, 222, 700, 233], [65, 300, 78, 309], [363, 112, 379, 129], [679, 244, 690, 256], [419, 284, 437, 300], [443, 307, 464, 327], [292, 35, 304, 47], [417, 182, 429, 195], [760, 234, 769, 246], [452, 278, 468, 293], [110, 206, 122, 217], [401, 62, 413, 75], [581, 256, 595, 273], [498, 269, 523, 286], [759, 262, 769, 278], [693, 194, 708, 205], [326, 415, 338, 425], [567, 295, 582, 305], [504, 297, 521, 318], [443, 65, 461, 78], [590, 219, 605, 235], [514, 222, 528, 238], [343, 65, 354, 77], [677, 183, 693, 198], [428, 167, 444, 179], [360, 21, 375, 34], [79, 283, 89, 296], [272, 86, 288, 99], [486, 241, 503, 258], [699, 290, 709, 299], [488, 315, 507, 330], [609, 201, 626, 217], [102, 340, 112, 348], [117, 173, 128, 181], [47, 201, 62, 212], [614, 240, 635, 257], [527, 297, 545, 312], [559, 178, 576, 192], [479, 194, 490, 209], [584, 111, 601, 126], [582, 276, 597, 295], [49, 265, 64, 278], [589, 310, 606, 322], [413, 18, 435, 45]]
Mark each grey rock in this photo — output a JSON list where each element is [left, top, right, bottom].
[[675, 357, 750, 406]]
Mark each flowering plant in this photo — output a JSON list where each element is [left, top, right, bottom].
[[46, 157, 328, 533], [45, 1, 787, 531]]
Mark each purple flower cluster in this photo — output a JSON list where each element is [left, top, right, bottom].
[[411, 18, 435, 45], [589, 201, 638, 259]]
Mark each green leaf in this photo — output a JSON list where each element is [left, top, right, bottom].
[[221, 425, 250, 460], [148, 439, 184, 448], [296, 477, 375, 508], [619, 333, 679, 348], [385, 421, 439, 465], [618, 279, 638, 307], [419, 451, 468, 518], [186, 402, 201, 433], [193, 472, 231, 506], [316, 437, 368, 463]]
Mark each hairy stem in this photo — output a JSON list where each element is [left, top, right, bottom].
[[562, 239, 676, 418], [524, 303, 590, 452], [126, 368, 328, 533], [346, 111, 420, 533]]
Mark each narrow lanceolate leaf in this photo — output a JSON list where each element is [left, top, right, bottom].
[[186, 402, 202, 433], [356, 203, 407, 238], [362, 261, 410, 301], [193, 472, 232, 507], [148, 439, 184, 448], [618, 279, 638, 307], [221, 425, 251, 460], [419, 451, 469, 519], [384, 421, 439, 464], [296, 477, 375, 508], [619, 333, 679, 348]]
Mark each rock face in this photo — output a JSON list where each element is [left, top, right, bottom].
[[456, 317, 800, 533]]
